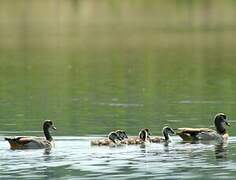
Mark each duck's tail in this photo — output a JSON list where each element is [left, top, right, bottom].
[[4, 137, 19, 142], [4, 137, 22, 149], [5, 137, 10, 141]]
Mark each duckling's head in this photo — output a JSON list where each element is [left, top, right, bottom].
[[108, 131, 122, 144], [43, 120, 57, 130], [139, 128, 151, 141], [115, 130, 128, 140], [214, 113, 230, 134], [162, 126, 175, 141]]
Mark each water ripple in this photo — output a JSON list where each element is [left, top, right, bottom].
[[1, 136, 236, 179]]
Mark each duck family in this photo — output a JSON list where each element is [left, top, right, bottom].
[[3, 113, 231, 150], [91, 113, 231, 146]]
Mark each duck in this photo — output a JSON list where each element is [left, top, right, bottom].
[[115, 129, 128, 140], [5, 120, 56, 150], [176, 113, 230, 142], [150, 126, 175, 143], [123, 128, 151, 145], [90, 131, 122, 146]]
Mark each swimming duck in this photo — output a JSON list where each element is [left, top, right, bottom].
[[90, 131, 122, 146], [150, 126, 175, 143], [176, 113, 230, 142], [5, 120, 56, 150], [123, 128, 151, 145], [115, 129, 128, 140]]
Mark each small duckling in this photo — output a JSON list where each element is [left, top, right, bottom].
[[108, 131, 122, 144], [124, 128, 151, 145], [115, 129, 128, 141], [90, 131, 122, 146], [150, 126, 175, 143]]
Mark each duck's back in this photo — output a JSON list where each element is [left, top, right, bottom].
[[5, 136, 51, 149], [176, 128, 216, 141]]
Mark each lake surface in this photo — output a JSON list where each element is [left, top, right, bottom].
[[1, 0, 236, 179], [1, 136, 236, 180]]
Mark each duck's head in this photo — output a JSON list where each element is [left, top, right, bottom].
[[139, 128, 151, 141], [115, 130, 128, 140], [214, 113, 230, 134], [43, 120, 57, 131], [162, 126, 175, 141], [108, 131, 122, 144]]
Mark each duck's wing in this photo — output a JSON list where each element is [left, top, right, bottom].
[[5, 136, 50, 149], [195, 131, 221, 141], [176, 128, 215, 141]]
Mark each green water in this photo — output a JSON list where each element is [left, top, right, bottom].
[[1, 1, 236, 180], [0, 0, 236, 137]]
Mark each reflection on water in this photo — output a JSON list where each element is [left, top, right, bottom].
[[215, 142, 228, 160], [1, 136, 236, 179]]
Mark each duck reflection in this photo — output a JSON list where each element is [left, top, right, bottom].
[[215, 142, 228, 160], [44, 147, 52, 155]]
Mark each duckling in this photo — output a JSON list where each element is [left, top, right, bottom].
[[176, 113, 230, 142], [108, 131, 122, 144], [5, 120, 56, 150], [150, 126, 175, 143], [115, 129, 128, 141], [124, 128, 151, 145], [90, 131, 122, 146]]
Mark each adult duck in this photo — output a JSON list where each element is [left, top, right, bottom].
[[176, 113, 230, 142], [5, 120, 56, 150], [150, 126, 175, 143]]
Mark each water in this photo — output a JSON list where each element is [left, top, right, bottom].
[[1, 136, 236, 180], [1, 0, 236, 179]]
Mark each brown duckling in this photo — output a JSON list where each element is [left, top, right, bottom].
[[176, 113, 230, 142], [5, 120, 56, 150], [90, 131, 122, 146], [123, 128, 151, 145], [115, 129, 128, 141], [150, 126, 175, 143]]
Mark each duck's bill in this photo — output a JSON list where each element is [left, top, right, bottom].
[[52, 126, 57, 130], [225, 121, 230, 127]]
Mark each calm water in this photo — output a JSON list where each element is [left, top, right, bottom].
[[1, 0, 236, 179], [1, 136, 236, 180]]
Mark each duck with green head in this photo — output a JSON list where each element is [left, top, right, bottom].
[[176, 113, 230, 142]]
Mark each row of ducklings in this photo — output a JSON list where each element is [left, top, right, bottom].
[[4, 113, 230, 150], [91, 113, 231, 146], [90, 126, 175, 146]]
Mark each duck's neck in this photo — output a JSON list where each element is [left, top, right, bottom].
[[215, 121, 226, 135], [139, 130, 147, 141], [43, 126, 52, 141], [163, 130, 170, 141]]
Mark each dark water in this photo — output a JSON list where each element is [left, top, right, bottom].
[[1, 0, 236, 179]]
